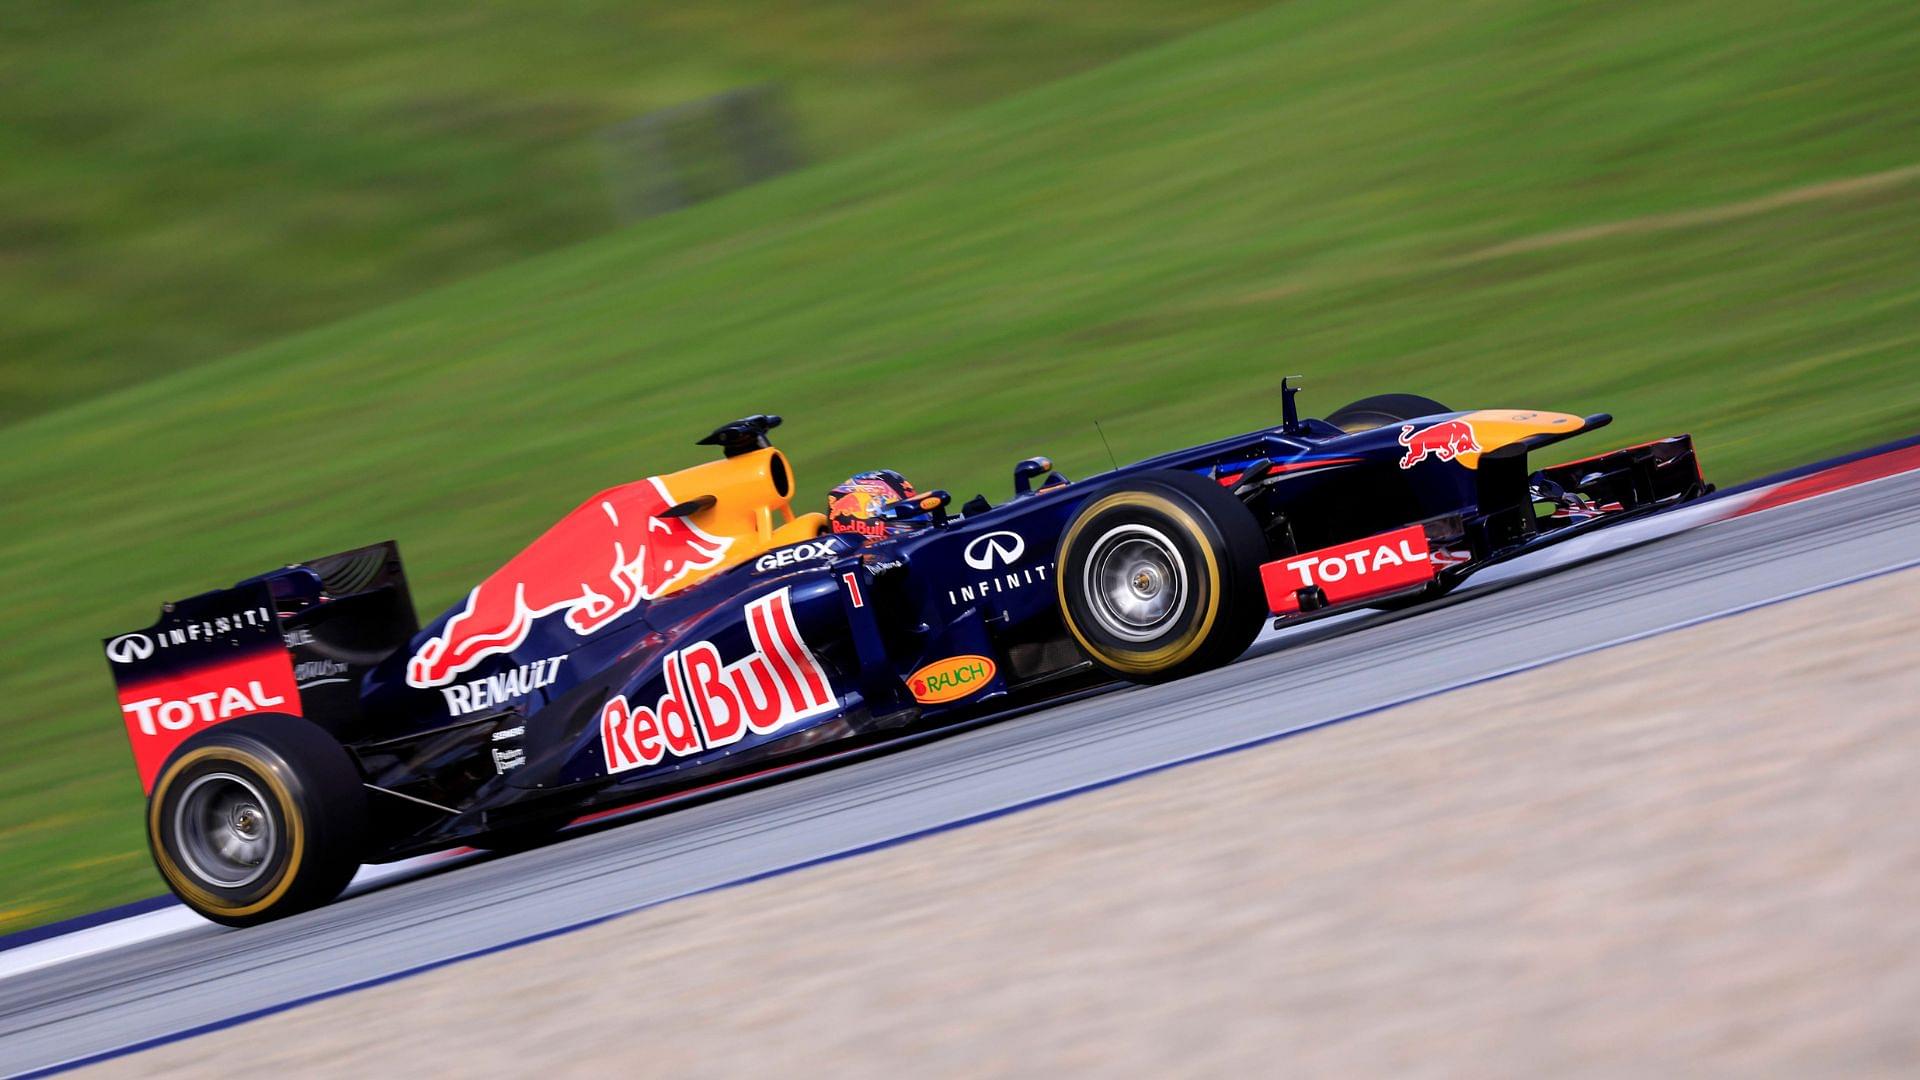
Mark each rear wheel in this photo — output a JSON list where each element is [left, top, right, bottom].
[[1057, 470, 1268, 683], [1324, 393, 1452, 434], [147, 715, 366, 927]]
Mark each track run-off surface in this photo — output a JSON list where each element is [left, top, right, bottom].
[[3, 460, 1918, 1077]]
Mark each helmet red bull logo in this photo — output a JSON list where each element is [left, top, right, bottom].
[[407, 476, 730, 689], [828, 469, 918, 538], [1397, 420, 1482, 470]]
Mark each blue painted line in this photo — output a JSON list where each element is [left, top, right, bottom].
[[0, 897, 176, 956], [19, 549, 1920, 1080]]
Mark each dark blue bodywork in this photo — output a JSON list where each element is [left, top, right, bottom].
[[112, 402, 1707, 860], [355, 415, 1413, 849]]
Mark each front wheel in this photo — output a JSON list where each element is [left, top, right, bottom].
[[1324, 393, 1452, 434], [1057, 469, 1269, 683], [147, 715, 366, 927]]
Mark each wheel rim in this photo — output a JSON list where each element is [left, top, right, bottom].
[[1082, 523, 1188, 642], [174, 772, 278, 889]]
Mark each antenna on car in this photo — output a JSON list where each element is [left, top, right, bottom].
[[1281, 376, 1304, 435], [1092, 419, 1120, 472]]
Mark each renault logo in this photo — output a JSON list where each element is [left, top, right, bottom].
[[963, 531, 1026, 571], [105, 633, 155, 664]]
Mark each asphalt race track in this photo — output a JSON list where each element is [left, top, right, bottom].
[[4, 467, 1918, 1077]]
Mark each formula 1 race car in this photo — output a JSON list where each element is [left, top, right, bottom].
[[104, 386, 1709, 924]]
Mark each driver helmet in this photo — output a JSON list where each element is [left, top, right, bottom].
[[828, 469, 923, 538]]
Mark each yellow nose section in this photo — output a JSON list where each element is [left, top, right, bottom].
[[649, 446, 831, 596], [1398, 410, 1588, 470]]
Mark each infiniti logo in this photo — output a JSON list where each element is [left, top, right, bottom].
[[963, 531, 1026, 571], [105, 633, 155, 665], [949, 531, 1052, 607]]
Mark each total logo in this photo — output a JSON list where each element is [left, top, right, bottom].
[[122, 681, 288, 737], [753, 539, 842, 574], [600, 588, 836, 775], [908, 654, 996, 704], [1274, 538, 1427, 586], [118, 652, 305, 793], [1262, 525, 1435, 614]]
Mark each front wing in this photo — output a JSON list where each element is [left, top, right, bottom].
[[1263, 433, 1709, 618]]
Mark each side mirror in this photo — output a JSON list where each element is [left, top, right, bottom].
[[1013, 456, 1054, 496], [883, 489, 952, 527]]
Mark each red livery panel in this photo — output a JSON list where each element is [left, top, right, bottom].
[[118, 648, 303, 792], [407, 476, 731, 690], [1261, 525, 1435, 614]]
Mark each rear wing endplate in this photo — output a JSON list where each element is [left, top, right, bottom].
[[103, 581, 302, 793], [102, 540, 417, 792]]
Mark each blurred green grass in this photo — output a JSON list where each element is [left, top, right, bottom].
[[3, 0, 1919, 930], [0, 0, 1260, 424]]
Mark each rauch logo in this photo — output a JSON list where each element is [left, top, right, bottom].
[[907, 654, 996, 704]]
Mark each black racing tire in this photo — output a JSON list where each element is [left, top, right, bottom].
[[1057, 469, 1269, 684], [1324, 393, 1452, 434], [147, 715, 366, 927]]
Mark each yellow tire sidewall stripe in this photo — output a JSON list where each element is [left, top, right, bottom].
[[148, 744, 307, 918]]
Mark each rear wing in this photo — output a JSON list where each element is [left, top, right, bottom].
[[103, 541, 417, 792]]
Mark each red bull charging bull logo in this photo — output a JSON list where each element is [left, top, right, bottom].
[[1397, 419, 1482, 470], [407, 476, 731, 689], [599, 588, 836, 774]]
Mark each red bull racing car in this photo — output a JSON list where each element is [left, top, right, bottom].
[[104, 387, 1709, 925]]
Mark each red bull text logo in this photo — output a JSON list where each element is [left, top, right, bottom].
[[599, 589, 836, 775], [1397, 420, 1481, 469], [408, 477, 731, 688]]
